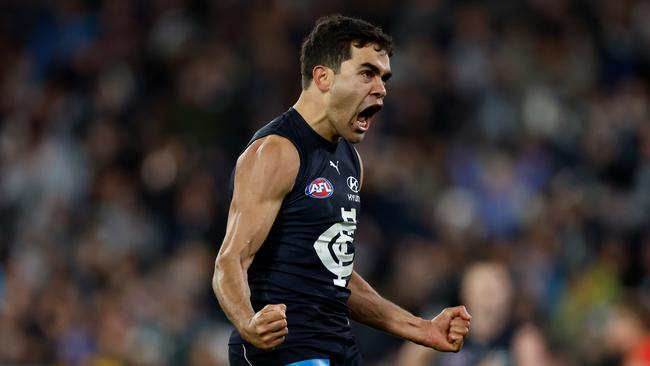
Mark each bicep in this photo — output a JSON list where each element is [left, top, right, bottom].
[[218, 136, 299, 267], [348, 270, 364, 292], [348, 270, 377, 305]]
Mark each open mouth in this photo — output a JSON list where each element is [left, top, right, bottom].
[[355, 104, 382, 132]]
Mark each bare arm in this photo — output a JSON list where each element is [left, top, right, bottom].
[[212, 135, 299, 350], [348, 271, 426, 343], [348, 271, 471, 351], [350, 151, 471, 352]]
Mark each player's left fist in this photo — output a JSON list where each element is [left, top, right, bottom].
[[426, 305, 471, 352]]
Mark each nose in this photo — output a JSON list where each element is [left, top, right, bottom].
[[371, 77, 387, 98]]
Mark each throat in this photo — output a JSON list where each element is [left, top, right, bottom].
[[293, 107, 341, 143]]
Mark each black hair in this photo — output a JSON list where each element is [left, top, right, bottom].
[[300, 14, 393, 90]]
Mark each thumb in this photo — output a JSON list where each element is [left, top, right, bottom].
[[451, 337, 464, 352]]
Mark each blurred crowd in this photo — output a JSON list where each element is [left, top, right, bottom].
[[0, 0, 649, 365]]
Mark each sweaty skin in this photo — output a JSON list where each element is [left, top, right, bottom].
[[348, 272, 471, 351], [294, 44, 391, 144], [213, 43, 471, 352], [348, 153, 471, 352], [213, 135, 297, 350]]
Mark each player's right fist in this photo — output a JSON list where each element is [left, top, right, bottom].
[[242, 304, 289, 350]]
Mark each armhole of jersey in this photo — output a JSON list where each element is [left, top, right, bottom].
[[282, 135, 308, 206], [349, 143, 363, 188]]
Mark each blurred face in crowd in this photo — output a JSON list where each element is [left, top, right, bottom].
[[461, 262, 514, 343], [604, 304, 648, 354], [325, 43, 391, 143]]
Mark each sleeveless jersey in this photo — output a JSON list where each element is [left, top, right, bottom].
[[228, 108, 362, 357]]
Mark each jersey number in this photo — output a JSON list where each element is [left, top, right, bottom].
[[313, 208, 357, 287]]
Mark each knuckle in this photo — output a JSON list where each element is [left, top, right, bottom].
[[269, 337, 285, 348], [261, 333, 273, 342]]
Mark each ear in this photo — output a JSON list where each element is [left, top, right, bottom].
[[312, 66, 333, 92]]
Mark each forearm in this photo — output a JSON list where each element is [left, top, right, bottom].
[[212, 255, 255, 332], [348, 271, 427, 344]]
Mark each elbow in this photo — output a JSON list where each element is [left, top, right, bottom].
[[212, 250, 250, 293], [212, 258, 223, 297], [212, 253, 231, 296]]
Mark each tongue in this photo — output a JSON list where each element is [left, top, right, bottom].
[[356, 118, 369, 131]]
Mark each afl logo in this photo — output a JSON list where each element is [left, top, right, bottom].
[[347, 176, 360, 193], [306, 178, 334, 198]]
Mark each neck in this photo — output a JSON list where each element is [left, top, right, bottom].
[[293, 89, 339, 143]]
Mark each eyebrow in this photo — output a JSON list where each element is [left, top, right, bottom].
[[360, 62, 392, 82]]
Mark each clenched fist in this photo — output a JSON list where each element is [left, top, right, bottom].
[[241, 304, 289, 350], [422, 305, 472, 352]]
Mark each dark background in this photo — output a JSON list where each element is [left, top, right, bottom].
[[0, 0, 649, 365]]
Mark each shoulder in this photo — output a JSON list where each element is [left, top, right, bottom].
[[242, 134, 299, 162], [235, 135, 300, 196]]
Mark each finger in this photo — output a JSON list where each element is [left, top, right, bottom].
[[451, 338, 464, 352], [264, 318, 288, 333], [450, 325, 470, 336], [450, 322, 470, 332], [458, 305, 472, 320], [449, 325, 469, 338], [446, 332, 464, 345], [258, 308, 287, 323], [262, 304, 287, 313], [447, 331, 463, 343], [262, 325, 289, 342], [449, 318, 469, 327], [449, 318, 471, 330], [265, 335, 286, 349], [447, 324, 468, 344]]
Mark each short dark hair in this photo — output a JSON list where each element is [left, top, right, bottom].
[[300, 14, 393, 90]]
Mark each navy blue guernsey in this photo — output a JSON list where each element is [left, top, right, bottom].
[[228, 108, 362, 358]]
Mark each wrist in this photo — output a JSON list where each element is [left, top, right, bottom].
[[408, 316, 429, 345], [234, 311, 255, 336]]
